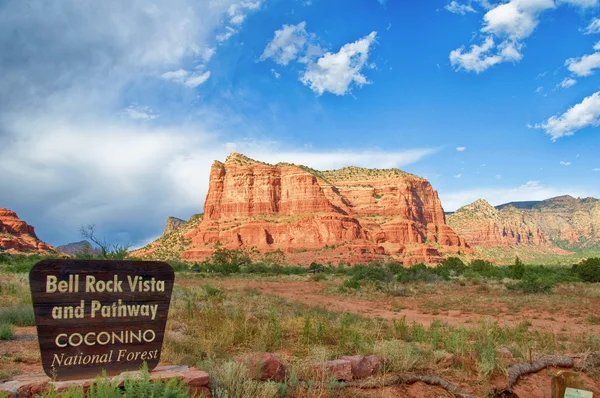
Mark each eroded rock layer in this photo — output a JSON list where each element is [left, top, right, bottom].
[[0, 208, 57, 254], [136, 153, 469, 265], [447, 196, 600, 253]]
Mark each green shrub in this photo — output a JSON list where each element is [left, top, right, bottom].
[[509, 272, 554, 294], [436, 257, 467, 276], [396, 263, 443, 283], [343, 279, 361, 290], [508, 256, 526, 280], [0, 323, 14, 340], [470, 259, 503, 279], [311, 273, 327, 282], [573, 258, 600, 283], [0, 306, 35, 326]]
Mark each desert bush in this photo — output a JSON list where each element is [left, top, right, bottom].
[[0, 323, 14, 341], [573, 258, 600, 283], [310, 273, 327, 282], [436, 257, 467, 277], [208, 361, 281, 398], [0, 305, 35, 326], [508, 271, 555, 294], [342, 278, 361, 290], [470, 259, 503, 279], [396, 263, 443, 283], [346, 264, 394, 283], [508, 256, 526, 280]]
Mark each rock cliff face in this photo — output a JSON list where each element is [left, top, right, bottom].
[[0, 208, 57, 253], [163, 217, 186, 236], [447, 196, 600, 253], [137, 153, 469, 265]]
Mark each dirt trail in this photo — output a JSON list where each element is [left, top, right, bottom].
[[214, 280, 600, 335]]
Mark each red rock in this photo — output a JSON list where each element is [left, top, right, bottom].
[[181, 369, 210, 387], [341, 355, 381, 379], [135, 153, 470, 265], [316, 359, 353, 382], [0, 208, 57, 254], [237, 352, 286, 382]]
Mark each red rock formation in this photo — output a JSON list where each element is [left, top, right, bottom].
[[0, 208, 57, 254], [447, 196, 600, 254], [158, 153, 470, 265]]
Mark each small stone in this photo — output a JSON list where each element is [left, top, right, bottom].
[[341, 355, 381, 379]]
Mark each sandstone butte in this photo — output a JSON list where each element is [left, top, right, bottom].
[[446, 196, 600, 254], [0, 208, 57, 254], [135, 153, 470, 265]]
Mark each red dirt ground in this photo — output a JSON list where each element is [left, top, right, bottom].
[[212, 280, 600, 335]]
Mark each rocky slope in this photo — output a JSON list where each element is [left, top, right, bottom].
[[0, 208, 57, 254], [135, 153, 469, 265], [56, 240, 101, 256], [447, 196, 600, 254]]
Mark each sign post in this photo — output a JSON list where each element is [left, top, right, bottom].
[[29, 259, 174, 381]]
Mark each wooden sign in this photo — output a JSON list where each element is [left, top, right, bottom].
[[29, 260, 174, 381]]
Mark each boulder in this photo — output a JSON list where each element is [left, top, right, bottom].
[[237, 352, 286, 382]]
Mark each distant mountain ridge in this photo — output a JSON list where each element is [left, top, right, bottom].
[[56, 240, 101, 256], [447, 195, 600, 255]]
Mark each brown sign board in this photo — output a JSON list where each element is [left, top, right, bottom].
[[29, 259, 174, 381]]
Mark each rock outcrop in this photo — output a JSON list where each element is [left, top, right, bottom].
[[0, 208, 57, 254], [56, 240, 100, 256], [163, 217, 185, 236], [135, 153, 469, 265], [447, 196, 600, 254]]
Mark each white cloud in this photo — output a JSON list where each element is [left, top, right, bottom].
[[496, 174, 502, 179], [300, 31, 378, 96], [161, 69, 211, 87], [445, 1, 478, 14], [450, 36, 520, 73], [566, 51, 600, 77], [216, 26, 238, 43], [593, 168, 600, 171], [534, 91, 600, 140], [536, 86, 543, 93], [218, 1, 262, 41], [558, 77, 577, 88], [122, 105, 158, 120], [454, 173, 463, 178], [450, 0, 597, 74], [440, 180, 599, 211], [260, 22, 308, 65], [584, 18, 600, 34], [481, 1, 554, 41], [456, 146, 466, 151], [560, 161, 571, 166], [0, 0, 275, 246], [271, 68, 281, 79], [201, 47, 216, 62]]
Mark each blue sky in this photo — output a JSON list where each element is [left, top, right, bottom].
[[1, 0, 600, 247]]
